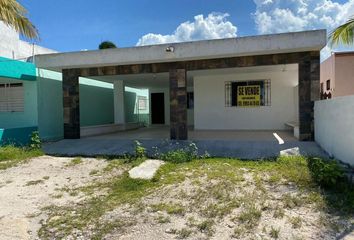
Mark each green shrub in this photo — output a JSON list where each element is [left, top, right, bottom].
[[307, 157, 344, 188], [161, 143, 198, 163], [29, 131, 41, 150], [134, 140, 146, 159]]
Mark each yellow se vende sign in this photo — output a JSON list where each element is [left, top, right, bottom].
[[237, 85, 261, 107]]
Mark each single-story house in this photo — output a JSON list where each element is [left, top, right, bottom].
[[1, 29, 327, 145], [33, 29, 326, 142]]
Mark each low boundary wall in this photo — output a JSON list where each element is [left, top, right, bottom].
[[315, 96, 354, 166]]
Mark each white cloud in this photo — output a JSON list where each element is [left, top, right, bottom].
[[253, 0, 354, 61], [253, 0, 354, 34], [136, 13, 237, 46]]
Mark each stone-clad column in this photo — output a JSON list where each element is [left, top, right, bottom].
[[298, 52, 319, 141], [62, 69, 80, 139], [169, 69, 188, 140], [113, 80, 125, 124]]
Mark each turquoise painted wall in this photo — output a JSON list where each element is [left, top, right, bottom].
[[0, 77, 38, 129], [37, 70, 63, 140], [0, 63, 141, 142], [0, 58, 38, 145], [37, 69, 114, 140], [125, 91, 138, 123], [80, 83, 114, 127], [0, 57, 36, 81], [0, 126, 37, 146]]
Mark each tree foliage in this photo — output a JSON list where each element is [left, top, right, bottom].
[[0, 0, 39, 40], [329, 16, 354, 46], [99, 41, 117, 49]]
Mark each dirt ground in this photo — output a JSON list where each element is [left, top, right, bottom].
[[0, 156, 353, 240], [0, 156, 112, 240]]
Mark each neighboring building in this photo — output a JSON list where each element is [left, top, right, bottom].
[[320, 51, 354, 99], [35, 30, 326, 141], [0, 22, 56, 60], [0, 22, 147, 145]]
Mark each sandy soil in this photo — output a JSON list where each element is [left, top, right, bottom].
[[1, 157, 353, 240], [0, 156, 108, 240]]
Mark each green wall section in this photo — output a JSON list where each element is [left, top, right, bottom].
[[0, 126, 37, 146], [0, 64, 143, 142], [0, 57, 36, 81], [125, 91, 138, 123], [37, 69, 114, 140], [80, 84, 114, 126], [37, 71, 64, 141]]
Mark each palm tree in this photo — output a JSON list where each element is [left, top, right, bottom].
[[0, 0, 39, 40], [329, 16, 354, 46]]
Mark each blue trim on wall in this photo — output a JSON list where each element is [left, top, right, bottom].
[[0, 126, 38, 146], [0, 57, 36, 81]]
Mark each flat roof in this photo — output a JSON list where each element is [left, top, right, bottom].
[[334, 51, 354, 56], [35, 30, 327, 71], [0, 57, 36, 81]]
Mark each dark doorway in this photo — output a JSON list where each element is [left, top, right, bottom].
[[151, 93, 165, 124]]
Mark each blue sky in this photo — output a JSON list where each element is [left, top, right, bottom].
[[20, 0, 354, 58]]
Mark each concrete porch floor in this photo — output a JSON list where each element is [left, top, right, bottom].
[[88, 126, 297, 141], [43, 126, 328, 159]]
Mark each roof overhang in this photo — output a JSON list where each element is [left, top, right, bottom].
[[0, 57, 36, 81], [34, 30, 327, 72]]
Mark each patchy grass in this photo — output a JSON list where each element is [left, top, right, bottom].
[[289, 216, 302, 228], [176, 228, 192, 239], [0, 145, 43, 170], [237, 204, 262, 229], [273, 205, 285, 219], [38, 156, 354, 239], [196, 220, 214, 236], [150, 203, 185, 215], [65, 157, 83, 167], [269, 226, 280, 239], [282, 193, 304, 209], [155, 215, 170, 224], [25, 179, 44, 186], [89, 169, 99, 176]]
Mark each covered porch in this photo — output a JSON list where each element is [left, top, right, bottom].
[[35, 30, 326, 143]]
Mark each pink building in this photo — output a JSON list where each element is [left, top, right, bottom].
[[320, 51, 354, 99]]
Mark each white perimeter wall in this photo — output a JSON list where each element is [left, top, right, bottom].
[[194, 69, 298, 130], [315, 96, 354, 166]]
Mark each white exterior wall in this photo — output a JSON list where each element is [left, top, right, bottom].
[[0, 22, 19, 58], [0, 21, 56, 60], [315, 96, 354, 166], [194, 69, 299, 130]]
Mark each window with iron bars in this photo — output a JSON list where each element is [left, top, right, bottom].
[[225, 80, 271, 107]]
